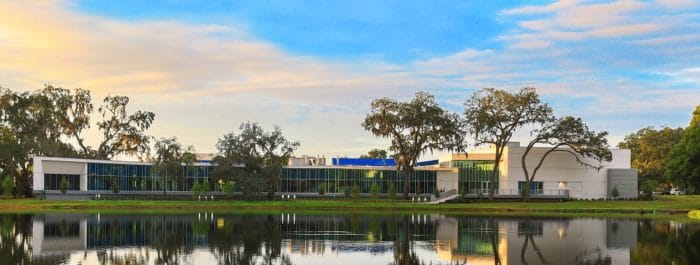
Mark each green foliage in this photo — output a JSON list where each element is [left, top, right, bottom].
[[200, 181, 210, 196], [351, 184, 360, 200], [520, 116, 612, 201], [1, 176, 14, 197], [221, 180, 235, 194], [318, 186, 325, 195], [59, 177, 69, 194], [362, 91, 468, 199], [370, 183, 380, 199], [665, 106, 700, 193], [619, 126, 685, 187], [192, 181, 202, 197], [212, 122, 299, 200], [433, 188, 441, 199], [0, 86, 155, 197], [150, 137, 196, 195], [111, 177, 120, 194], [388, 183, 397, 200], [464, 87, 553, 199], [611, 185, 620, 199], [344, 185, 351, 197], [360, 148, 388, 159]]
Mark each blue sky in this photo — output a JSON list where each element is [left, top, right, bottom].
[[1, 1, 699, 158]]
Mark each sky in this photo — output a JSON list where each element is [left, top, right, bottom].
[[1, 0, 699, 159]]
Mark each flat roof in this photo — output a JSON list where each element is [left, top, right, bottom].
[[33, 156, 456, 171]]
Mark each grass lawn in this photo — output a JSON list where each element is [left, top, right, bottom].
[[0, 195, 698, 216]]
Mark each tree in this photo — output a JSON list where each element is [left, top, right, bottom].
[[0, 85, 156, 196], [388, 183, 397, 200], [150, 137, 196, 196], [618, 126, 685, 190], [221, 180, 235, 195], [611, 185, 620, 199], [520, 116, 612, 201], [464, 87, 552, 200], [360, 148, 388, 159], [1, 176, 13, 197], [363, 92, 467, 199], [95, 96, 155, 160], [351, 184, 360, 200], [665, 106, 700, 193], [60, 177, 69, 194], [370, 183, 380, 199], [212, 122, 299, 200], [0, 87, 79, 196]]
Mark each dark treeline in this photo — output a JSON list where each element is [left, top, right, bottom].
[[619, 106, 700, 194]]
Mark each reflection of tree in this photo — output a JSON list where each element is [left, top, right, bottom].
[[0, 214, 68, 264], [519, 219, 550, 265], [96, 249, 149, 265], [208, 214, 284, 265], [489, 217, 502, 265], [151, 216, 195, 265], [631, 220, 700, 265]]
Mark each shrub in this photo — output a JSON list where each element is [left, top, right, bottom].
[[59, 177, 69, 194], [388, 183, 397, 200], [611, 185, 620, 199], [318, 186, 325, 195], [345, 184, 352, 197], [201, 181, 210, 196], [433, 188, 441, 199], [111, 177, 120, 194], [370, 183, 380, 199], [2, 176, 14, 197], [221, 180, 235, 195], [192, 181, 202, 197], [351, 184, 360, 200]]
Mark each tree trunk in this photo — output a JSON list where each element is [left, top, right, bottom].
[[403, 172, 410, 200], [523, 179, 531, 202]]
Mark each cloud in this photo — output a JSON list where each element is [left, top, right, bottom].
[[1, 0, 699, 158]]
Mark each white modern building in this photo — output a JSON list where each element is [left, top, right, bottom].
[[32, 142, 636, 199]]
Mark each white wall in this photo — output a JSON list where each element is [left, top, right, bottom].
[[502, 146, 631, 199]]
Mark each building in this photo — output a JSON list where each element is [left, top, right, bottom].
[[32, 142, 637, 199]]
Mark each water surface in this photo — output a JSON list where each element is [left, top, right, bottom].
[[1, 212, 698, 264]]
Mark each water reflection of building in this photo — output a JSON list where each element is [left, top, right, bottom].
[[30, 213, 638, 265], [430, 217, 638, 265], [31, 214, 88, 256]]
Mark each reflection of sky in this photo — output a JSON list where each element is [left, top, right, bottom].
[[26, 214, 649, 264]]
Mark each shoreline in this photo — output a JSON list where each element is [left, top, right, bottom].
[[0, 196, 698, 219]]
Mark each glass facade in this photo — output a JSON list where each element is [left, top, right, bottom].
[[44, 174, 80, 190], [84, 162, 437, 194], [455, 160, 496, 195], [87, 163, 215, 192], [281, 168, 436, 194]]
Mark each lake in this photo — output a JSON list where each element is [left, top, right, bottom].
[[1, 212, 698, 264]]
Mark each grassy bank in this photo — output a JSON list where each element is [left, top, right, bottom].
[[0, 195, 698, 215]]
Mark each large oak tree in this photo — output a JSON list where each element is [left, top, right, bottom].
[[212, 122, 298, 199], [362, 91, 467, 199], [464, 87, 552, 200], [520, 116, 612, 201]]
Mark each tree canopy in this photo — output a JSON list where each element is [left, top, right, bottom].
[[520, 116, 612, 200], [665, 106, 700, 193], [150, 137, 196, 195], [212, 122, 298, 199], [362, 91, 467, 199], [464, 87, 552, 199], [0, 85, 155, 196], [618, 126, 685, 189], [360, 148, 388, 159]]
